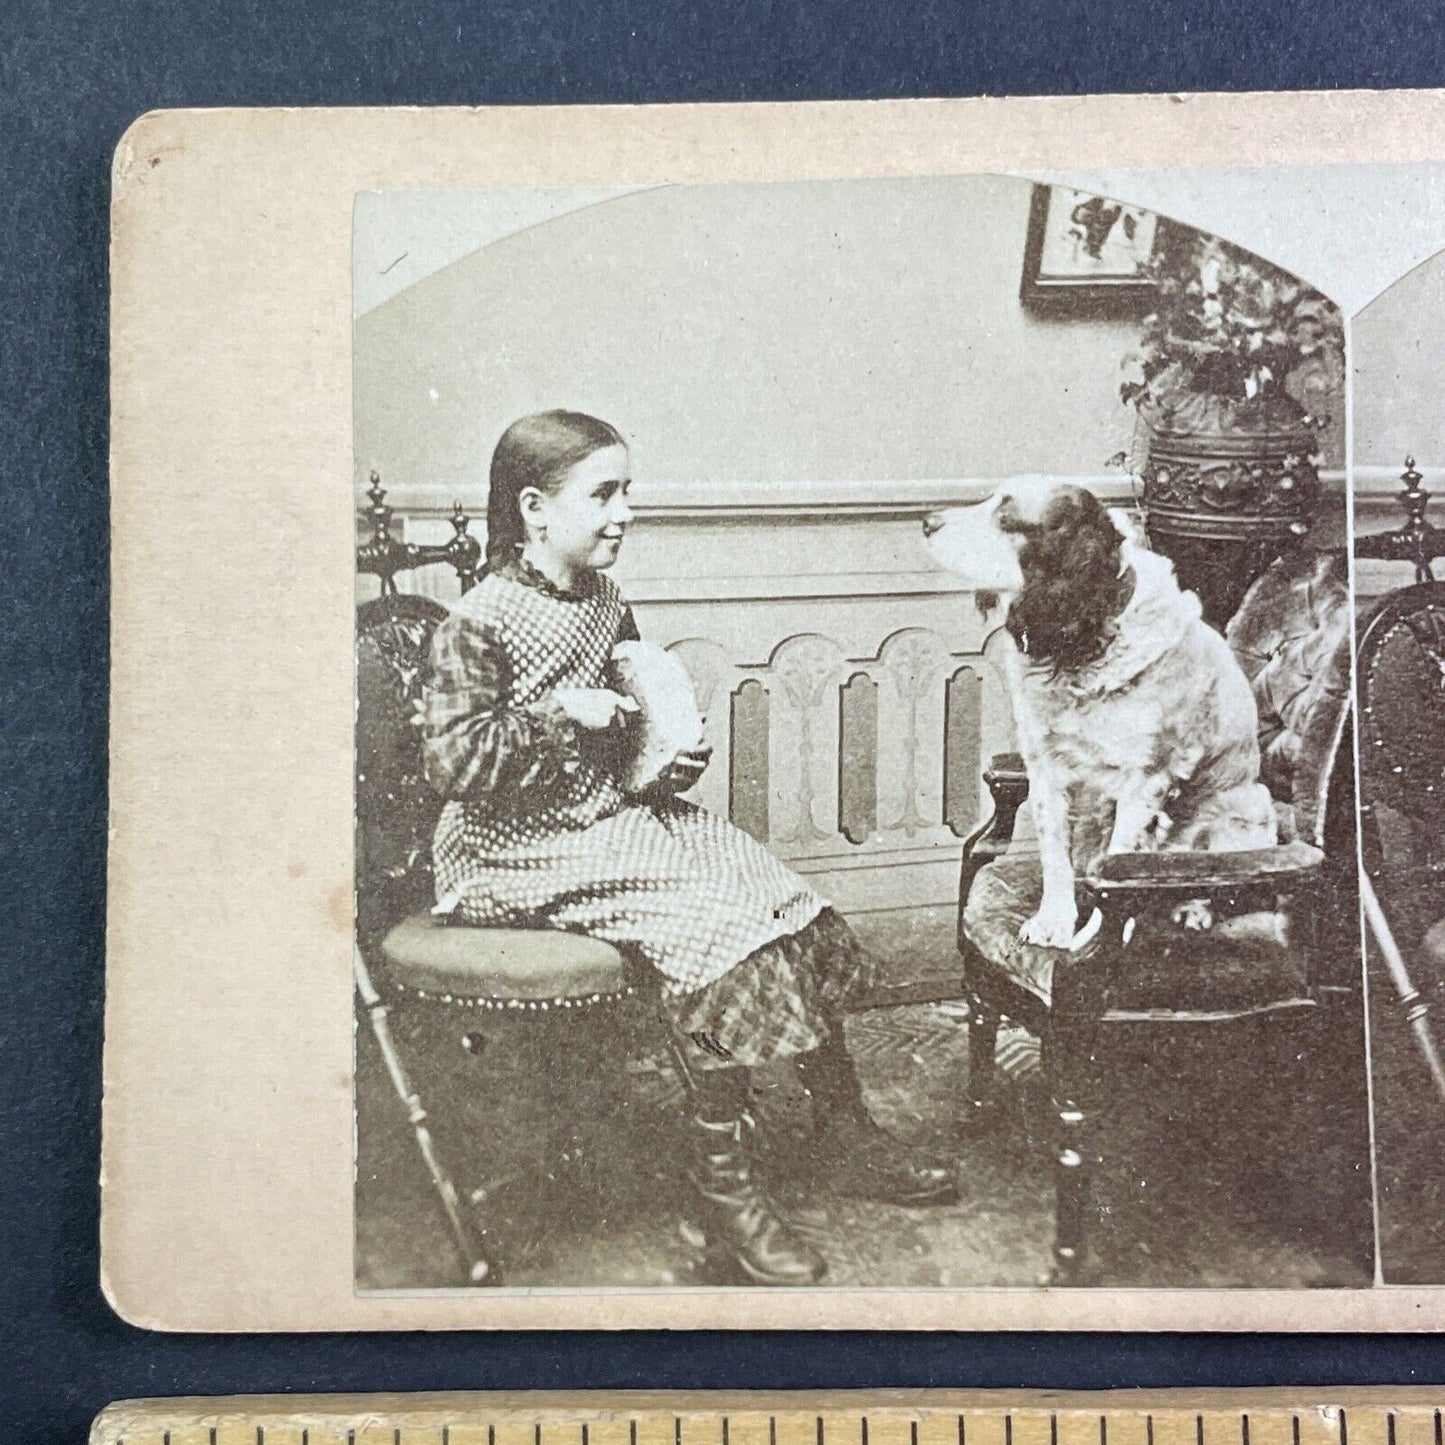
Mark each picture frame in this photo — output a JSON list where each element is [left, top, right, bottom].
[[1020, 181, 1165, 314]]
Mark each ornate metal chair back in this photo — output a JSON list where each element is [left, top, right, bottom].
[[1355, 459, 1445, 916], [355, 475, 482, 947]]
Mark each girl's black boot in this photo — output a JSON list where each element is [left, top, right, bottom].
[[685, 1067, 827, 1286], [796, 1029, 960, 1207]]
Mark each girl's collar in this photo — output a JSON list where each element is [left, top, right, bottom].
[[502, 550, 597, 602]]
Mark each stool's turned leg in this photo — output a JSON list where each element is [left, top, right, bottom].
[[355, 946, 497, 1287]]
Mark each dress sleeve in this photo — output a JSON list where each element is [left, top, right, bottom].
[[421, 611, 583, 801]]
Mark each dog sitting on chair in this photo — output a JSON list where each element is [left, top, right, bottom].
[[925, 477, 1277, 949]]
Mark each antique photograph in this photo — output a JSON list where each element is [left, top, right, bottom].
[[1019, 182, 1164, 310], [1352, 252, 1445, 1285], [351, 173, 1371, 1293]]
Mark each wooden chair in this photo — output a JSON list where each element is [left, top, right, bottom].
[[354, 477, 668, 1286], [955, 545, 1359, 1282], [1355, 458, 1445, 1100]]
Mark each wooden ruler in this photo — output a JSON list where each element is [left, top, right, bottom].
[[90, 1390, 1444, 1445]]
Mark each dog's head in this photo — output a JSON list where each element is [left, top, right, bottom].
[[924, 478, 1136, 671]]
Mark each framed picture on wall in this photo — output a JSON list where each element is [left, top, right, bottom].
[[1020, 182, 1164, 313]]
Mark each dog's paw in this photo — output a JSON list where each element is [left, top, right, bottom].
[[1020, 899, 1079, 949], [1172, 898, 1214, 932]]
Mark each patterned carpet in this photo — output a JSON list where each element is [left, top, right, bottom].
[[356, 906, 1374, 1293]]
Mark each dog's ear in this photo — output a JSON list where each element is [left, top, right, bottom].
[[1005, 486, 1133, 670]]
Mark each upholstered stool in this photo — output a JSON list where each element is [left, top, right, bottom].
[[381, 913, 633, 1011], [358, 920, 656, 1287]]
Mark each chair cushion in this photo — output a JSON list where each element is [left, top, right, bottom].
[[380, 912, 629, 1002], [963, 850, 1070, 1003], [963, 849, 1308, 1013]]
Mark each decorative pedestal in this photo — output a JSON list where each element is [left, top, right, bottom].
[[1140, 396, 1321, 628]]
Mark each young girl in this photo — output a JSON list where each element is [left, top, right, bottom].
[[422, 410, 956, 1286]]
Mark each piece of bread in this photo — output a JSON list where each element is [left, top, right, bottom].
[[607, 641, 707, 793]]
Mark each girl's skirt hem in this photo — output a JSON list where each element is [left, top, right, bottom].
[[663, 905, 877, 1067]]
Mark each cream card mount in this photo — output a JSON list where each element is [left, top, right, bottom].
[[107, 94, 1445, 1331]]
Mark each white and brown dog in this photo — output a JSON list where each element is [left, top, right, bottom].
[[925, 478, 1277, 948]]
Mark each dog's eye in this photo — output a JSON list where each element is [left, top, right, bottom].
[[994, 498, 1031, 534]]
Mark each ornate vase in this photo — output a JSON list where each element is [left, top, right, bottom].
[[1139, 390, 1321, 628]]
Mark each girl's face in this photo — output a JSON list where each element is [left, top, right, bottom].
[[523, 443, 634, 575]]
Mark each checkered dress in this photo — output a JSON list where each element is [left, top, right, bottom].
[[422, 557, 865, 1059]]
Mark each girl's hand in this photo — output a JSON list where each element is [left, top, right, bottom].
[[553, 687, 639, 731]]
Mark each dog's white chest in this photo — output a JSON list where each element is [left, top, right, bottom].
[[1014, 660, 1170, 784], [1033, 685, 1167, 778]]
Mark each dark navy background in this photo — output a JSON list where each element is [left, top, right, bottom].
[[3, 2, 1443, 1440]]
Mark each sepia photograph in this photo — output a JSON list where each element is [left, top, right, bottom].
[[350, 173, 1372, 1294]]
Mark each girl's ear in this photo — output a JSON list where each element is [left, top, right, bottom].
[[518, 486, 547, 529]]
